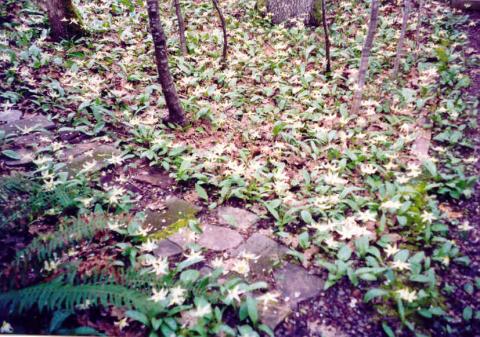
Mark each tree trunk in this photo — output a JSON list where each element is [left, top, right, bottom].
[[212, 0, 228, 66], [351, 0, 379, 115], [320, 0, 331, 73], [392, 0, 410, 79], [173, 0, 187, 56], [414, 0, 423, 61], [43, 0, 84, 41], [146, 0, 186, 125]]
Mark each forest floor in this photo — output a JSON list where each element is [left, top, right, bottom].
[[0, 0, 479, 337]]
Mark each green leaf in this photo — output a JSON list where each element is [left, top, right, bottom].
[[463, 306, 473, 321], [382, 322, 395, 337], [180, 269, 200, 284], [337, 245, 352, 261], [423, 160, 437, 177], [364, 288, 388, 302], [126, 310, 149, 326], [2, 149, 21, 160], [246, 297, 258, 324], [195, 183, 208, 201]]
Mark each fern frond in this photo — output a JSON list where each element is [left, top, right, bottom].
[[0, 278, 152, 315], [14, 214, 111, 267]]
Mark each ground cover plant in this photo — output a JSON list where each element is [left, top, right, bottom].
[[0, 0, 479, 336]]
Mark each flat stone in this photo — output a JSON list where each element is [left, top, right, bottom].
[[168, 227, 197, 249], [411, 128, 431, 161], [257, 296, 292, 330], [153, 239, 182, 257], [232, 233, 287, 279], [0, 115, 54, 135], [274, 263, 324, 308], [4, 148, 35, 166], [217, 206, 259, 230], [60, 142, 120, 176], [0, 109, 22, 122], [198, 224, 243, 251], [145, 196, 199, 234], [134, 171, 174, 189]]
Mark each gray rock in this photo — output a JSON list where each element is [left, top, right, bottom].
[[274, 263, 324, 308], [308, 323, 348, 337], [258, 296, 292, 330], [4, 148, 35, 166], [0, 115, 54, 135], [60, 142, 120, 176], [153, 239, 182, 257], [134, 171, 174, 189], [232, 233, 286, 279], [0, 109, 22, 122], [217, 206, 259, 230], [198, 224, 243, 251], [146, 196, 199, 234]]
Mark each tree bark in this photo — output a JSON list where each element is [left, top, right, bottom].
[[392, 0, 410, 79], [173, 0, 187, 56], [414, 0, 423, 61], [351, 0, 379, 115], [320, 0, 331, 73], [43, 0, 84, 41], [146, 0, 186, 125], [212, 0, 228, 66]]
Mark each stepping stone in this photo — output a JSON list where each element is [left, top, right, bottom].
[[0, 115, 54, 135], [3, 148, 35, 166], [411, 128, 431, 161], [217, 206, 259, 230], [153, 239, 182, 258], [257, 296, 292, 330], [134, 171, 174, 189], [0, 109, 22, 122], [198, 224, 243, 251], [309, 323, 348, 337], [274, 263, 324, 308], [60, 142, 120, 176], [168, 227, 198, 249], [146, 196, 199, 234], [232, 233, 287, 279]]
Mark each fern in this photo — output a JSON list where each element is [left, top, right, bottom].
[[0, 278, 152, 315], [14, 213, 112, 267]]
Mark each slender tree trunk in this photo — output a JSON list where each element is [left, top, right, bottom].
[[414, 0, 423, 61], [392, 0, 410, 79], [321, 0, 331, 73], [43, 0, 84, 41], [146, 0, 186, 125], [212, 0, 228, 66], [173, 0, 187, 56], [351, 0, 379, 115]]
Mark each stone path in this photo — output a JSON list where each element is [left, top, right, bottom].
[[147, 201, 326, 330]]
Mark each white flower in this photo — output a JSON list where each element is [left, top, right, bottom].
[[0, 321, 13, 333], [384, 244, 399, 257], [169, 286, 186, 306], [114, 317, 129, 330], [184, 250, 204, 264], [140, 240, 158, 252], [239, 251, 260, 261], [421, 211, 436, 224], [381, 200, 402, 211], [396, 175, 410, 184], [232, 259, 250, 276], [391, 260, 410, 271], [107, 186, 126, 205], [151, 257, 169, 276], [211, 257, 225, 269], [150, 288, 169, 303], [226, 285, 244, 303], [459, 221, 473, 231], [357, 210, 376, 223], [257, 292, 280, 307], [81, 160, 98, 173], [192, 302, 212, 317], [324, 172, 348, 185], [108, 154, 124, 165], [396, 288, 417, 302], [360, 164, 377, 175]]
